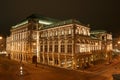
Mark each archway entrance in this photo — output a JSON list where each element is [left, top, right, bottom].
[[32, 55, 37, 63]]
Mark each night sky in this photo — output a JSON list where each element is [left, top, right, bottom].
[[0, 0, 120, 37]]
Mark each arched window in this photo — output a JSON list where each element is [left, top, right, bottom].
[[49, 41, 52, 52], [61, 41, 65, 53], [54, 41, 58, 53], [49, 31, 52, 36], [67, 40, 72, 53], [75, 28, 79, 34], [82, 28, 86, 35], [61, 29, 64, 35], [68, 28, 72, 34], [44, 41, 47, 52]]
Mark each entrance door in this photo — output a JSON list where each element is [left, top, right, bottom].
[[32, 55, 37, 63]]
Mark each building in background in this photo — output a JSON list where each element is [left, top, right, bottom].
[[112, 37, 120, 53], [91, 30, 113, 63], [6, 14, 113, 69], [0, 36, 6, 52]]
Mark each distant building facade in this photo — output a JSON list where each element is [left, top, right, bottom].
[[113, 37, 120, 50], [91, 30, 113, 63], [0, 36, 6, 52], [6, 14, 113, 69]]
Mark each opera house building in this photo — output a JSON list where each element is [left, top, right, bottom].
[[6, 14, 112, 69]]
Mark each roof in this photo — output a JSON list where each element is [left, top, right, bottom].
[[12, 14, 60, 29], [91, 30, 107, 34], [41, 19, 89, 30], [26, 14, 59, 22], [11, 14, 89, 30]]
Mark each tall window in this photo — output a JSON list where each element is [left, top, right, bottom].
[[61, 30, 64, 35], [61, 45, 65, 53], [44, 45, 47, 52], [49, 45, 52, 52], [61, 41, 65, 53], [49, 31, 52, 36], [40, 45, 43, 52], [55, 31, 58, 36], [68, 28, 72, 34], [75, 28, 79, 34], [67, 45, 72, 53], [55, 45, 58, 53]]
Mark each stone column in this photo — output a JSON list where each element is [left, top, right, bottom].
[[43, 41, 45, 64], [72, 25, 77, 69], [52, 41, 55, 65], [72, 39, 76, 69], [37, 31, 40, 63], [58, 40, 61, 67], [65, 40, 67, 68], [47, 41, 50, 64]]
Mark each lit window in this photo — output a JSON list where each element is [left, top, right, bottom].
[[55, 31, 58, 36], [82, 28, 86, 35], [75, 29, 79, 34], [62, 30, 64, 35], [50, 32, 52, 36], [68, 28, 72, 34]]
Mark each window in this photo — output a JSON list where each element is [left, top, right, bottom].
[[49, 45, 52, 52], [82, 28, 86, 35], [61, 45, 65, 53], [76, 28, 79, 34], [49, 32, 52, 36], [67, 45, 72, 53], [78, 29, 80, 34], [62, 30, 64, 35], [40, 45, 43, 52], [68, 28, 72, 34], [55, 31, 58, 36], [55, 45, 58, 53], [44, 45, 47, 52], [45, 32, 47, 37]]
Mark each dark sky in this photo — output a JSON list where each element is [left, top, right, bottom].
[[0, 0, 120, 37]]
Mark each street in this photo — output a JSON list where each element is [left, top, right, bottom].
[[0, 55, 120, 80]]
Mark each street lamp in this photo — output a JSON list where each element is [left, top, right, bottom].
[[0, 36, 3, 52], [0, 36, 2, 40], [118, 41, 120, 44], [18, 43, 23, 76]]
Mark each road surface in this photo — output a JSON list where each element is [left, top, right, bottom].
[[0, 55, 120, 80]]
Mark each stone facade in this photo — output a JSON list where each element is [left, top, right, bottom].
[[6, 14, 113, 69]]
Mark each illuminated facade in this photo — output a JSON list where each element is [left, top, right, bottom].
[[6, 14, 112, 69], [113, 37, 120, 50], [91, 30, 113, 63], [0, 36, 6, 52]]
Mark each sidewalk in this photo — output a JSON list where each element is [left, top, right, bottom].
[[86, 57, 120, 72]]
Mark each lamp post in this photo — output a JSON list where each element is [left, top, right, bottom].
[[18, 43, 23, 76]]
